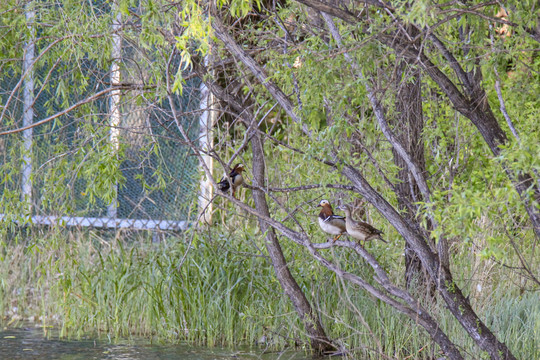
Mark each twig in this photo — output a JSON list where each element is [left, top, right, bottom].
[[493, 67, 520, 142], [242, 183, 356, 192]]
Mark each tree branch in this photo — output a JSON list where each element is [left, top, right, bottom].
[[211, 15, 312, 137], [493, 67, 521, 142], [322, 13, 434, 212], [0, 85, 140, 136]]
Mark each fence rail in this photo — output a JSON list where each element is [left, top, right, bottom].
[[0, 215, 189, 231], [0, 4, 208, 231]]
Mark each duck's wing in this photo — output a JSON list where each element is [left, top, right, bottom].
[[325, 216, 346, 233], [230, 172, 243, 187], [352, 220, 383, 235], [321, 214, 345, 223], [328, 214, 345, 221], [329, 215, 346, 226], [217, 176, 231, 192]]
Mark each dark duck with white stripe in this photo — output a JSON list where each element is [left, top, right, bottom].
[[217, 163, 245, 198]]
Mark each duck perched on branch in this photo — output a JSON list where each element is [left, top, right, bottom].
[[338, 204, 387, 245], [317, 200, 347, 242], [217, 163, 245, 198]]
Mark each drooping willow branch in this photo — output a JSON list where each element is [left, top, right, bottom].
[[242, 183, 356, 193]]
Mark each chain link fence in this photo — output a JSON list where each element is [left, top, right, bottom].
[[0, 3, 203, 231]]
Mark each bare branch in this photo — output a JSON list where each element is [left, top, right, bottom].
[[211, 15, 312, 137], [243, 183, 356, 193], [493, 67, 521, 142], [0, 85, 140, 136], [322, 13, 433, 206]]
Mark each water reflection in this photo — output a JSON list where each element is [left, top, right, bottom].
[[0, 327, 311, 360]]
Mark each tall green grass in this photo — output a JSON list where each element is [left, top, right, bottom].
[[0, 226, 538, 359]]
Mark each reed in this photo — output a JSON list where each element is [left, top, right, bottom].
[[0, 226, 538, 359]]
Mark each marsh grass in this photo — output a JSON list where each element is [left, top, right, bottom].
[[0, 226, 538, 359]]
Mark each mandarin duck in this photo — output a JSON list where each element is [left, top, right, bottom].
[[317, 199, 347, 242], [338, 204, 387, 244], [217, 163, 245, 198]]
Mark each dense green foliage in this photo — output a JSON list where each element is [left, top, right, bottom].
[[0, 0, 539, 359]]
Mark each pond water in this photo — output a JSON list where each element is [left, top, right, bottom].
[[0, 326, 312, 360]]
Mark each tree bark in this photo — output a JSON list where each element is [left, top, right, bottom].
[[250, 131, 335, 355], [392, 61, 438, 294], [403, 37, 540, 240]]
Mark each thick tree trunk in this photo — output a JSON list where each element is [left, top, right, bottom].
[[390, 34, 540, 240], [250, 132, 334, 354], [392, 62, 437, 295]]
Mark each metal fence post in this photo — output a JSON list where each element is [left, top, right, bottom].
[[22, 4, 35, 216], [198, 54, 214, 224], [107, 9, 122, 219]]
